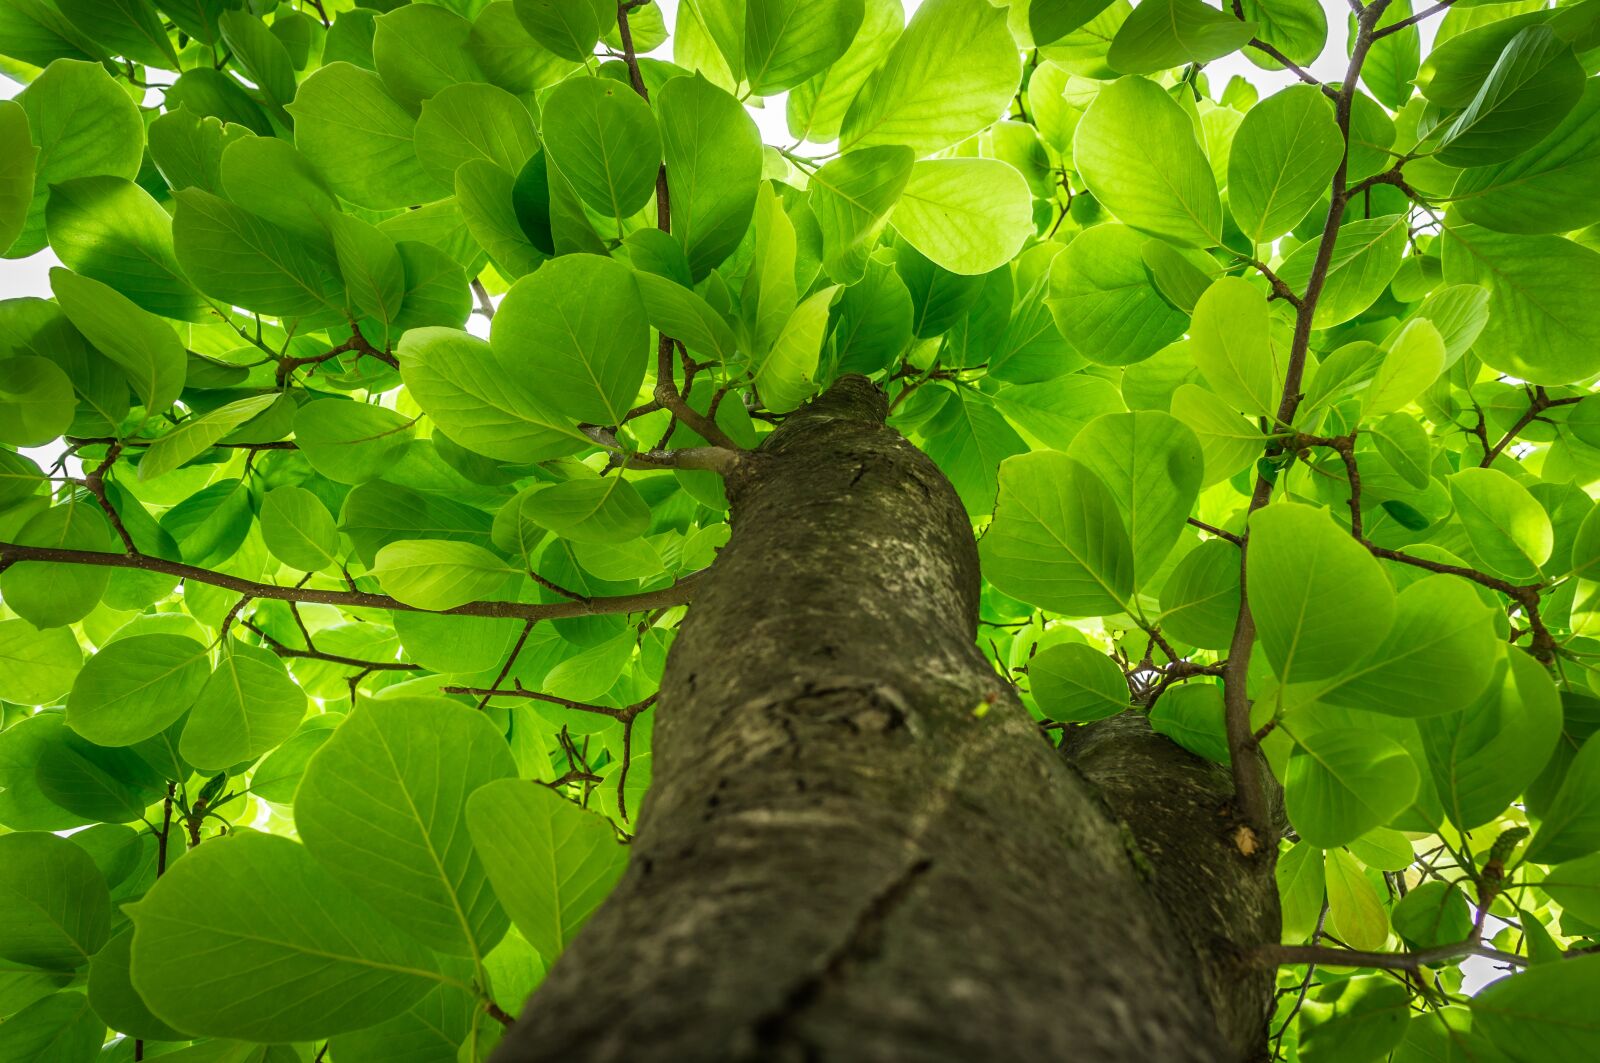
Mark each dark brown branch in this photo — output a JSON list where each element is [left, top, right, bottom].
[[239, 618, 420, 672], [1360, 542, 1555, 662], [1219, 4, 1392, 844], [580, 425, 743, 475], [1257, 940, 1525, 971], [1295, 434, 1362, 538], [616, 4, 670, 233], [82, 443, 135, 552], [275, 325, 397, 385], [1481, 389, 1583, 466], [441, 681, 656, 723], [0, 542, 700, 622], [1372, 0, 1455, 39], [1186, 518, 1243, 546]]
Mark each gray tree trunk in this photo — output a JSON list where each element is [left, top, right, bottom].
[[491, 376, 1279, 1063]]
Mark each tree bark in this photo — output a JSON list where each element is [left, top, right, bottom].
[[491, 376, 1278, 1062]]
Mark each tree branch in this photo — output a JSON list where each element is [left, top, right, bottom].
[[580, 425, 743, 475], [1481, 388, 1583, 466], [0, 542, 700, 622], [1257, 940, 1525, 971], [1219, 2, 1393, 845], [1372, 0, 1455, 39]]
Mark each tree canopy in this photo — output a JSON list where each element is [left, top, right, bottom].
[[2, 0, 1600, 1059]]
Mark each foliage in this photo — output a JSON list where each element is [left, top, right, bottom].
[[1, 0, 1599, 1059]]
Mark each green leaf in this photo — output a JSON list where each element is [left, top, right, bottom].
[[1148, 682, 1229, 764], [465, 779, 627, 963], [65, 633, 211, 747], [1067, 411, 1203, 588], [43, 175, 202, 321], [129, 831, 438, 1041], [371, 4, 481, 110], [1072, 75, 1221, 248], [398, 326, 583, 465], [0, 99, 35, 255], [173, 187, 342, 320], [916, 384, 1027, 516], [1288, 726, 1419, 849], [1527, 734, 1600, 865], [633, 271, 738, 364], [259, 485, 341, 574], [525, 477, 650, 544], [138, 394, 278, 481], [0, 355, 74, 447], [1227, 84, 1343, 245], [1441, 224, 1600, 386], [292, 399, 416, 486], [1298, 975, 1410, 1063], [839, 0, 1021, 157], [541, 76, 661, 221], [1188, 277, 1283, 419], [329, 214, 405, 343], [492, 254, 650, 426], [1170, 383, 1260, 487], [1449, 467, 1553, 581], [50, 268, 185, 416], [88, 928, 184, 1042], [1433, 25, 1584, 169], [1315, 574, 1499, 719], [217, 10, 294, 106], [1027, 642, 1128, 722], [1277, 214, 1407, 328], [809, 145, 914, 284], [1452, 80, 1600, 235], [1540, 853, 1600, 927], [1106, 0, 1255, 75], [1365, 319, 1445, 419], [288, 62, 447, 210], [11, 60, 143, 258], [0, 990, 102, 1063], [1323, 845, 1389, 950], [980, 450, 1134, 618], [414, 81, 538, 187], [658, 73, 763, 281], [786, 0, 902, 143], [457, 158, 547, 280], [55, 0, 176, 68], [217, 136, 338, 240], [0, 618, 81, 705], [752, 284, 837, 413], [513, 0, 613, 61], [1360, 0, 1420, 109], [1157, 537, 1240, 651], [373, 540, 517, 612], [890, 158, 1034, 276], [1277, 839, 1325, 943], [296, 695, 515, 958], [1473, 954, 1600, 1061], [1248, 503, 1396, 684], [1418, 647, 1560, 831], [1, 499, 116, 628], [744, 0, 864, 95], [0, 832, 109, 971], [179, 641, 306, 772], [1046, 223, 1189, 366], [1391, 881, 1474, 950]]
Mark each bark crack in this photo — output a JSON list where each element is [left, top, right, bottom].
[[748, 857, 935, 1058]]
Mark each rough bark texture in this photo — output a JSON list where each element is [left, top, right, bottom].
[[492, 377, 1277, 1062]]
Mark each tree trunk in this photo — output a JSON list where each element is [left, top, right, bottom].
[[491, 377, 1279, 1062]]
